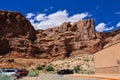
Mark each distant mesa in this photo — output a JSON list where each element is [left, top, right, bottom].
[[0, 10, 120, 59]]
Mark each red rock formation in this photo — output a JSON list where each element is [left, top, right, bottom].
[[0, 10, 36, 55], [1, 10, 120, 59], [34, 19, 120, 59], [0, 10, 36, 41], [0, 38, 10, 55], [74, 19, 95, 41]]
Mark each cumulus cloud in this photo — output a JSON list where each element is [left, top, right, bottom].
[[116, 22, 120, 27], [26, 10, 89, 30], [95, 23, 114, 32], [105, 26, 114, 31], [35, 14, 46, 21], [69, 13, 89, 23], [115, 12, 120, 14], [44, 7, 53, 12], [26, 13, 35, 19], [95, 23, 106, 32]]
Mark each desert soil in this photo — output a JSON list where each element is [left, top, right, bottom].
[[19, 74, 120, 80]]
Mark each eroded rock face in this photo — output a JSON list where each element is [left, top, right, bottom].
[[34, 19, 120, 59], [0, 10, 36, 55], [0, 38, 10, 55], [1, 10, 120, 59], [0, 10, 36, 41], [74, 19, 95, 41]]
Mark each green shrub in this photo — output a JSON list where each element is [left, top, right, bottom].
[[85, 70, 95, 74], [80, 69, 94, 74], [28, 70, 39, 77], [45, 65, 54, 72], [73, 65, 81, 73], [36, 64, 43, 70], [0, 75, 13, 80], [84, 58, 90, 62]]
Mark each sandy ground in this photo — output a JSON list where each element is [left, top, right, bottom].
[[19, 74, 98, 80], [69, 74, 120, 79], [19, 74, 120, 80]]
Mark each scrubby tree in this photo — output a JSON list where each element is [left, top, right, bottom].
[[73, 65, 82, 73], [45, 65, 54, 72], [36, 64, 43, 70]]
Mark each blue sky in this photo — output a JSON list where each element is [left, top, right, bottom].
[[0, 0, 120, 32]]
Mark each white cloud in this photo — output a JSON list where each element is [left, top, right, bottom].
[[36, 10, 69, 29], [115, 12, 120, 14], [35, 14, 46, 21], [50, 7, 53, 9], [26, 13, 35, 19], [44, 9, 48, 12], [95, 23, 106, 32], [44, 7, 53, 12], [116, 22, 120, 27], [69, 13, 89, 23], [104, 26, 114, 31], [26, 10, 89, 30], [95, 23, 114, 32]]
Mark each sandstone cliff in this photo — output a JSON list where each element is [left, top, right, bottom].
[[0, 10, 36, 55], [34, 19, 105, 59], [33, 19, 120, 59], [0, 10, 120, 59]]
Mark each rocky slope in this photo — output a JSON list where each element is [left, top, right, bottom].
[[34, 19, 120, 59], [0, 10, 36, 56], [0, 10, 120, 59]]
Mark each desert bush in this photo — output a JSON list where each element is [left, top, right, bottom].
[[36, 64, 43, 70], [84, 58, 90, 62], [0, 75, 13, 80], [80, 69, 94, 74], [28, 70, 39, 77], [45, 65, 54, 72], [73, 65, 81, 73], [85, 70, 95, 74]]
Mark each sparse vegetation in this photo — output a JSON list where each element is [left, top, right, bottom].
[[36, 64, 43, 70], [73, 65, 81, 73], [45, 65, 55, 72], [84, 57, 90, 62], [0, 75, 13, 80], [50, 54, 94, 74], [28, 70, 39, 77], [80, 69, 94, 74], [86, 70, 95, 74]]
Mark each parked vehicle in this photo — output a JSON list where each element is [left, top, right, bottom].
[[57, 69, 73, 75], [19, 69, 29, 76], [0, 68, 20, 79]]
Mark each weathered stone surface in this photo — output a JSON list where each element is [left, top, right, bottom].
[[0, 10, 36, 55], [33, 19, 120, 59], [0, 38, 10, 55], [112, 33, 120, 41], [1, 10, 120, 59], [0, 10, 36, 41], [75, 19, 95, 41]]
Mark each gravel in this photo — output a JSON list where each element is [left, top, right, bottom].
[[19, 74, 99, 80]]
